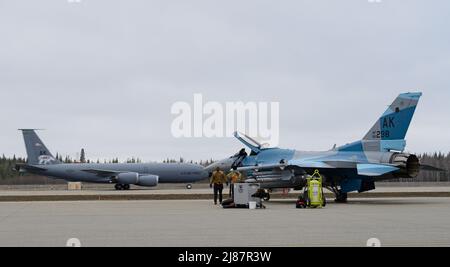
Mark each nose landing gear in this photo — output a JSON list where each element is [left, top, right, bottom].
[[251, 189, 271, 201]]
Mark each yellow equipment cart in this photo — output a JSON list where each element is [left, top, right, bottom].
[[304, 169, 326, 208]]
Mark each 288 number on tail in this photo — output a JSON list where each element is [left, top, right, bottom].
[[372, 130, 390, 139]]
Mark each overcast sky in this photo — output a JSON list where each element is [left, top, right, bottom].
[[0, 0, 449, 162]]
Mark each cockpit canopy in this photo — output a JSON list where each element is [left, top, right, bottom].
[[233, 131, 277, 154], [233, 132, 263, 154]]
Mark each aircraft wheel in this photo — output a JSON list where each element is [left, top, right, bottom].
[[334, 192, 348, 203], [114, 184, 125, 190], [186, 184, 192, 190]]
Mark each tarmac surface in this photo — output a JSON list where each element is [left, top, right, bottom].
[[1, 197, 450, 247], [1, 185, 450, 201]]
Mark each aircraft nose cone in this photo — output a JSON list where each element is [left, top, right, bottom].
[[205, 158, 234, 173], [205, 162, 218, 173], [199, 169, 209, 180]]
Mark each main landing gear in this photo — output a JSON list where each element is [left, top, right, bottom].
[[334, 192, 348, 203], [328, 185, 348, 203], [115, 184, 130, 190]]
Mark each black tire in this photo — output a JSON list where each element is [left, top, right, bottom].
[[334, 192, 348, 203], [186, 184, 192, 190], [124, 184, 130, 190], [114, 184, 123, 190], [304, 190, 309, 207], [263, 193, 270, 201]]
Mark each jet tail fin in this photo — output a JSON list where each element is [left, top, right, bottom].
[[363, 92, 422, 141], [338, 92, 422, 152], [19, 129, 60, 165]]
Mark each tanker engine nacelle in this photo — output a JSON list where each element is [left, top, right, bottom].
[[116, 172, 159, 187]]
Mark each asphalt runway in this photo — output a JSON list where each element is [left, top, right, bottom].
[[1, 186, 450, 201], [0, 198, 449, 247]]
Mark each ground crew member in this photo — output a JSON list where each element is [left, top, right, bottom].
[[227, 170, 242, 199], [210, 167, 227, 205]]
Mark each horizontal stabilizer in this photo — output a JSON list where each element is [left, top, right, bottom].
[[420, 165, 447, 172], [16, 164, 48, 172], [357, 164, 399, 176]]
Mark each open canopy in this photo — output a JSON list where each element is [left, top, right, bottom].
[[233, 132, 262, 153]]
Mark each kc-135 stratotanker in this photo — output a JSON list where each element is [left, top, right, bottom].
[[15, 130, 208, 190]]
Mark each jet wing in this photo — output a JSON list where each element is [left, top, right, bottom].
[[288, 159, 336, 169], [81, 169, 121, 177]]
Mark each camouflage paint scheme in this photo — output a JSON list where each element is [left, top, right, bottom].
[[207, 93, 441, 200]]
